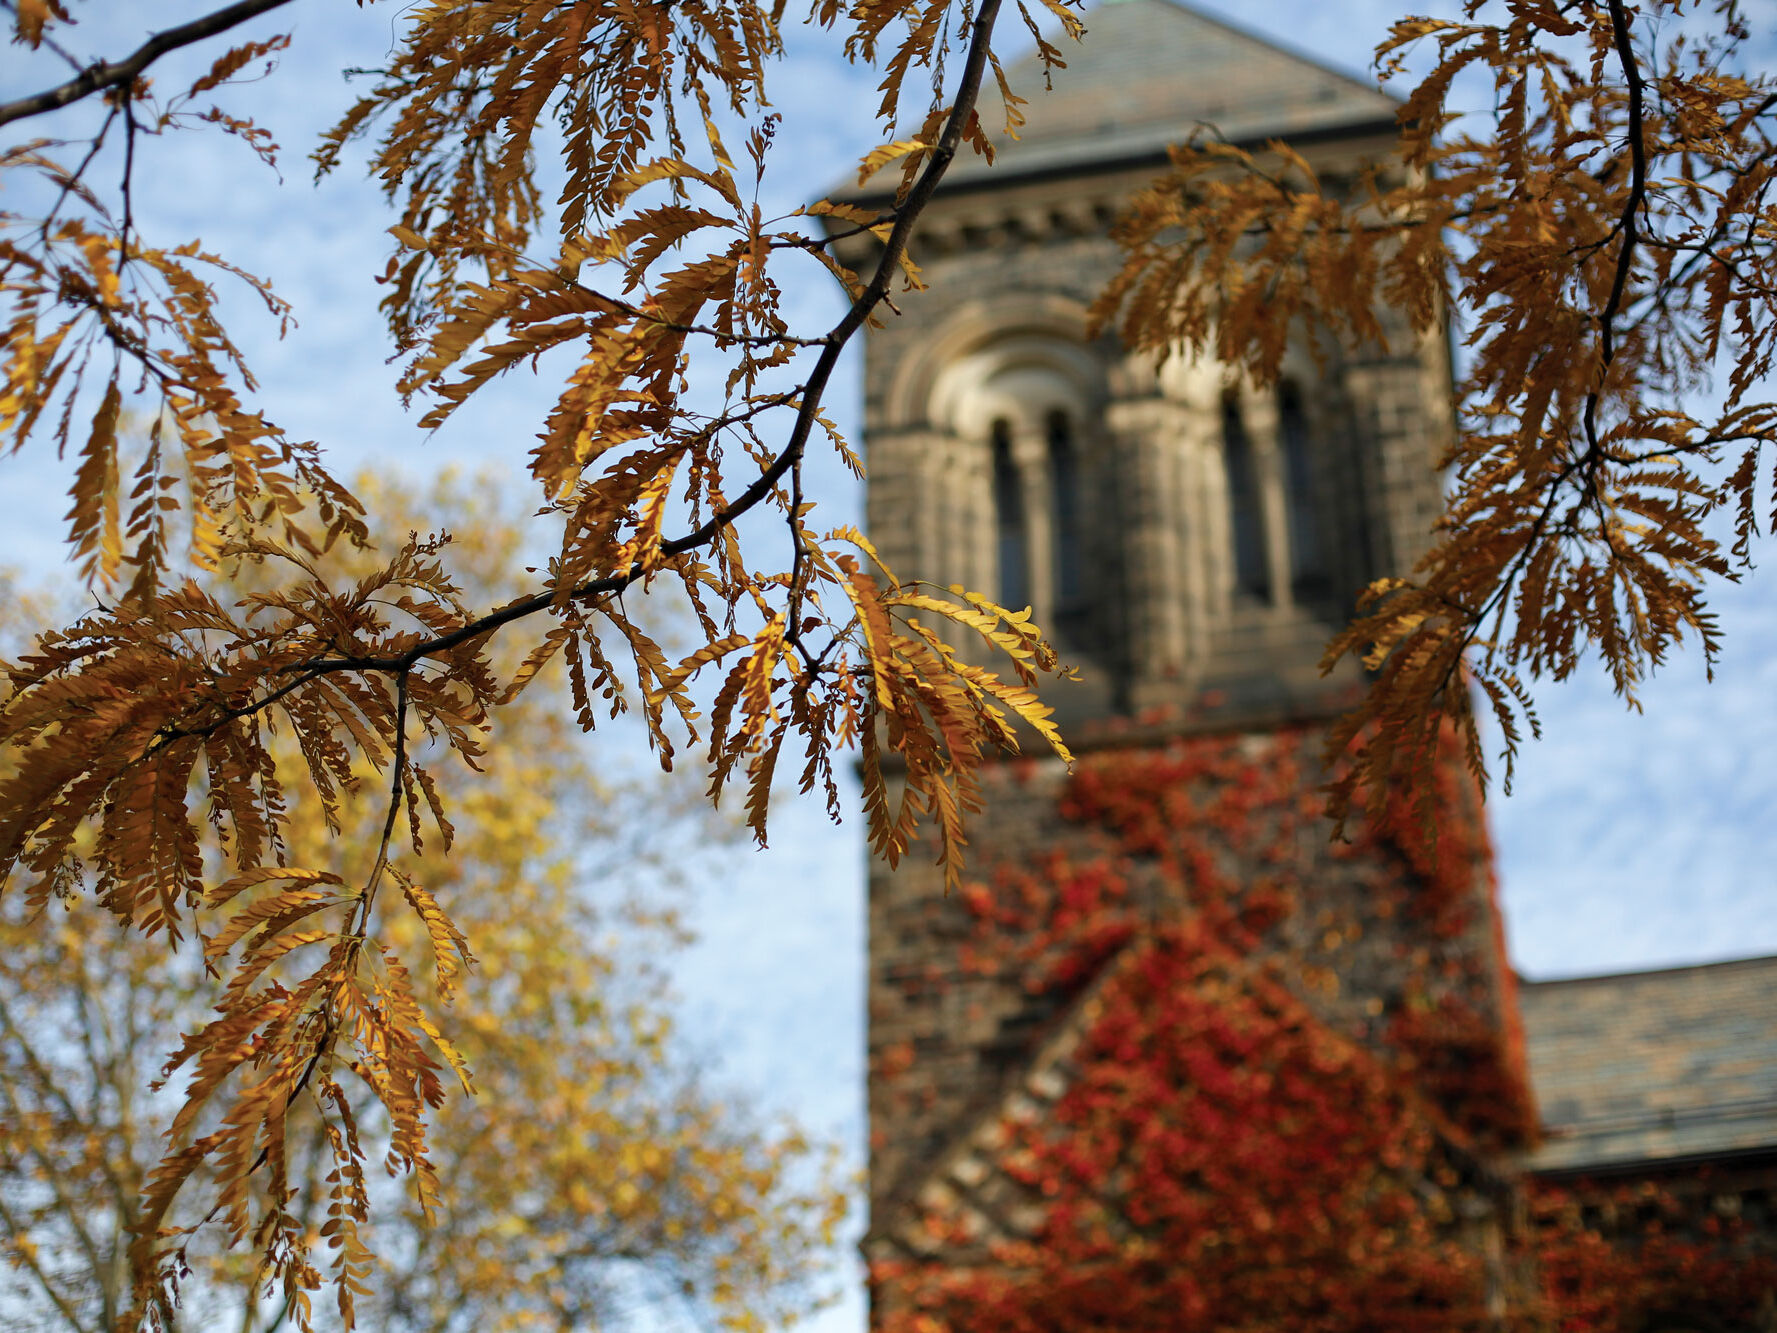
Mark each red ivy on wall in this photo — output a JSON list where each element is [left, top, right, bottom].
[[1528, 1181, 1777, 1332], [965, 728, 1538, 1147], [872, 729, 1775, 1331], [878, 923, 1495, 1333]]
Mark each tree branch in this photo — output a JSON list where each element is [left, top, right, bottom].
[[1581, 0, 1650, 457], [0, 0, 298, 130], [152, 0, 1009, 739]]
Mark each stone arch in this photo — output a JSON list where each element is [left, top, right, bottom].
[[926, 333, 1105, 445], [894, 298, 1120, 664], [882, 292, 1105, 433]]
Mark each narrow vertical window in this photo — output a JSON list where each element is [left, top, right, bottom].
[[1280, 382, 1326, 597], [1047, 410, 1084, 615], [1223, 392, 1269, 601], [992, 418, 1029, 610]]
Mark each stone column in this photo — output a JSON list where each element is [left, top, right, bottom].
[[1106, 395, 1190, 693], [1175, 383, 1218, 675], [1339, 349, 1444, 584], [1242, 384, 1293, 613], [1014, 420, 1056, 629]]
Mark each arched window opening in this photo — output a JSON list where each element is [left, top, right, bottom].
[[1279, 382, 1327, 598], [1047, 410, 1085, 617], [1223, 392, 1269, 602], [992, 418, 1030, 610]]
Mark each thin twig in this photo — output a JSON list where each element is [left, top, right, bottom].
[[0, 0, 299, 130], [120, 100, 138, 261], [350, 671, 410, 944]]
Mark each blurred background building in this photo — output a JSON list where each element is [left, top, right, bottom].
[[832, 4, 1777, 1326]]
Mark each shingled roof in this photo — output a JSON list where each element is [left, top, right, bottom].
[[845, 0, 1401, 199], [1519, 955, 1777, 1175]]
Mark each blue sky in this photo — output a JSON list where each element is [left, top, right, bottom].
[[4, 3, 1775, 1329]]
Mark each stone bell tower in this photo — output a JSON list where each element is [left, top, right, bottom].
[[829, 2, 1537, 1326]]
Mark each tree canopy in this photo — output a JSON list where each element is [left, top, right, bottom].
[[2, 0, 1774, 1327]]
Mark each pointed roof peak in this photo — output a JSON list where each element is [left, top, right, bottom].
[[935, 0, 1400, 191]]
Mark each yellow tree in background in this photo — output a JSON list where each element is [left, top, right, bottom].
[[2, 0, 1775, 1327], [0, 476, 844, 1333]]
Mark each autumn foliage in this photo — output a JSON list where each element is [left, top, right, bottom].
[[4, 0, 1777, 1327], [3, 0, 1079, 1323], [880, 931, 1499, 1332], [1529, 1180, 1777, 1332], [873, 733, 1772, 1332], [1098, 0, 1777, 830]]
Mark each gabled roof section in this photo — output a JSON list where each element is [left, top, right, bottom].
[[1520, 955, 1777, 1175], [862, 940, 1136, 1261], [841, 0, 1401, 200], [865, 932, 1482, 1263]]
